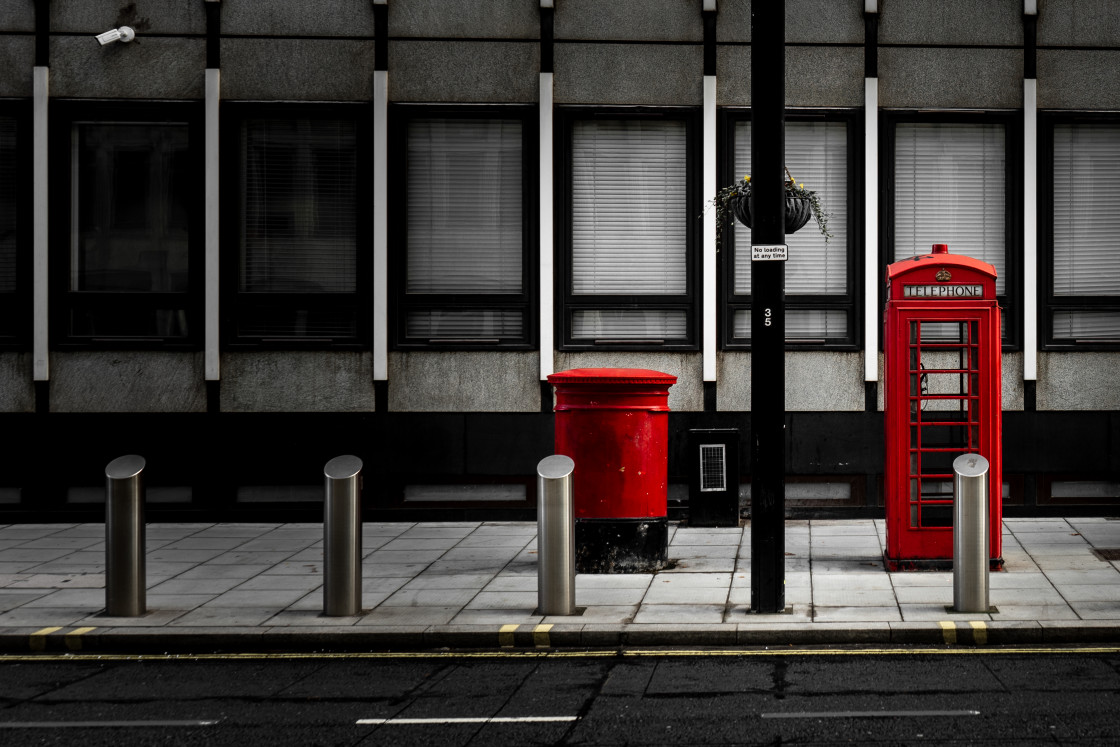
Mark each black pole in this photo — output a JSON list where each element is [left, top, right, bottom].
[[750, 0, 786, 614]]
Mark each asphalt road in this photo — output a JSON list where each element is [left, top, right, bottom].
[[1, 647, 1118, 746]]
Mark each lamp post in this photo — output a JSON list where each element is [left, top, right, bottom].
[[749, 0, 786, 614]]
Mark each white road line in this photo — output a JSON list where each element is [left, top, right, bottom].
[[358, 716, 579, 725], [0, 721, 220, 728], [762, 710, 980, 719]]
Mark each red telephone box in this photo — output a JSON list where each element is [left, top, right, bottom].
[[884, 243, 1002, 569]]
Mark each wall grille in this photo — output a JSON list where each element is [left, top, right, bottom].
[[699, 444, 726, 492]]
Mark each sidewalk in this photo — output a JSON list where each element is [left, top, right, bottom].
[[1, 518, 1119, 652]]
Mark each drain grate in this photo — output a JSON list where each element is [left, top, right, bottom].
[[1090, 548, 1120, 562]]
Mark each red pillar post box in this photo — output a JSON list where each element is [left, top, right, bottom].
[[884, 243, 1003, 570], [547, 368, 676, 573]]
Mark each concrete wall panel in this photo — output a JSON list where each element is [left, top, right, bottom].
[[1037, 50, 1120, 110], [716, 0, 865, 44], [0, 36, 34, 96], [0, 354, 34, 413], [1037, 0, 1120, 47], [717, 351, 865, 412], [1, 0, 34, 32], [222, 39, 375, 101], [390, 0, 538, 39], [49, 36, 204, 99], [389, 41, 538, 103], [222, 0, 374, 37], [388, 351, 539, 412], [879, 0, 1022, 46], [878, 47, 1022, 109], [1002, 351, 1024, 412], [51, 352, 206, 413], [49, 0, 205, 35], [221, 352, 376, 413], [1038, 352, 1120, 411], [553, 352, 703, 412], [555, 0, 701, 43], [554, 43, 703, 106], [717, 46, 863, 107]]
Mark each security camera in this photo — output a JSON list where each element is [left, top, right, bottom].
[[95, 26, 135, 46]]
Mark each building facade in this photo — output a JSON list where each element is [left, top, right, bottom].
[[0, 0, 1117, 521]]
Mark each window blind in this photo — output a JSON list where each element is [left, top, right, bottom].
[[406, 118, 523, 295], [0, 117, 14, 294], [1052, 124, 1120, 339], [571, 119, 687, 296], [241, 118, 356, 294], [733, 120, 848, 297], [894, 123, 1006, 295]]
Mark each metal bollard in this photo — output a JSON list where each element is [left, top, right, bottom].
[[105, 455, 146, 617], [953, 453, 990, 613], [323, 455, 363, 616], [536, 455, 576, 616]]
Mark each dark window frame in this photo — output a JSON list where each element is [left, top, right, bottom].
[[389, 104, 537, 351], [882, 110, 1023, 352], [1039, 111, 1120, 351], [556, 106, 702, 352], [719, 108, 862, 351], [49, 100, 204, 350], [0, 100, 31, 349], [221, 102, 372, 350]]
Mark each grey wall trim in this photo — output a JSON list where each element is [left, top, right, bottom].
[[1023, 77, 1037, 381], [539, 71, 554, 380], [864, 77, 878, 383], [205, 68, 220, 381], [373, 70, 389, 381], [703, 74, 717, 382], [33, 65, 48, 382]]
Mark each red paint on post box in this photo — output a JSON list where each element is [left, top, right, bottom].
[[547, 368, 677, 520]]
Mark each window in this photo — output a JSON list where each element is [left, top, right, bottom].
[[51, 103, 201, 346], [558, 110, 699, 350], [886, 113, 1020, 347], [224, 105, 370, 346], [723, 112, 858, 347], [1043, 117, 1120, 347], [391, 107, 534, 348], [0, 107, 26, 344]]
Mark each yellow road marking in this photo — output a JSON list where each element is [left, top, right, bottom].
[[65, 627, 97, 651], [969, 621, 988, 645], [939, 621, 957, 644], [3, 646, 1120, 663], [29, 627, 62, 651], [498, 624, 518, 648], [533, 624, 553, 648]]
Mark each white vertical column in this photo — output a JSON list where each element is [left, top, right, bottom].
[[204, 69, 221, 381], [539, 72, 554, 380], [373, 70, 389, 382], [1023, 78, 1038, 381], [864, 77, 879, 385], [32, 66, 49, 382], [703, 74, 717, 383]]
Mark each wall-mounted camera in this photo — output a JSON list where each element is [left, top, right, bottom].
[[95, 26, 136, 46]]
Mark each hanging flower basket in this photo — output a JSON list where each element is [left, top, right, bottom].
[[729, 194, 813, 234], [704, 166, 831, 250]]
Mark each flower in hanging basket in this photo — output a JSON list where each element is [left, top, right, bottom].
[[705, 168, 832, 249]]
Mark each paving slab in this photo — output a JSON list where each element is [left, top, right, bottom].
[[0, 518, 1117, 652]]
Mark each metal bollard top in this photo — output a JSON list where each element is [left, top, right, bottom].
[[106, 455, 145, 480], [324, 455, 363, 480], [953, 453, 989, 478], [537, 454, 575, 480]]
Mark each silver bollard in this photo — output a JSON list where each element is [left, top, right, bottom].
[[324, 455, 363, 616], [953, 453, 990, 613], [536, 455, 576, 616], [105, 455, 146, 617]]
